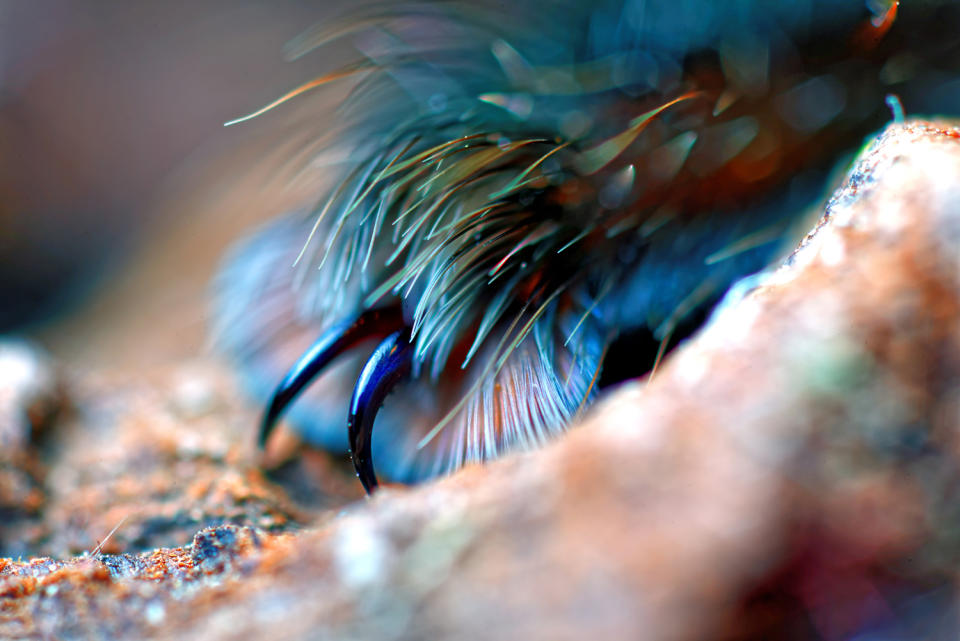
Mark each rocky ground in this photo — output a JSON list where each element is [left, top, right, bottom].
[[1, 121, 958, 640]]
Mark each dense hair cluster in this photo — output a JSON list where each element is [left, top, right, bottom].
[[213, 0, 959, 485]]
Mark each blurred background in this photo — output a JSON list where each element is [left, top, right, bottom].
[[0, 0, 361, 368]]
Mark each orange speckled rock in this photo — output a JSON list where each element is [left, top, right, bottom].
[[0, 525, 297, 639]]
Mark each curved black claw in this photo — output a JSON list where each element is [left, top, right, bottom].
[[348, 328, 413, 494], [259, 306, 405, 448]]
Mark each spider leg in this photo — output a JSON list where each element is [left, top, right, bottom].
[[259, 306, 405, 447], [348, 328, 413, 494]]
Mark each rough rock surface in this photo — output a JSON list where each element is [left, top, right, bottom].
[[0, 341, 66, 552], [1, 120, 959, 640]]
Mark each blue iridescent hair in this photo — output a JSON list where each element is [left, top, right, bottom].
[[212, 0, 959, 486]]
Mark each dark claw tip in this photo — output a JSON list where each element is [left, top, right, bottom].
[[348, 328, 413, 494]]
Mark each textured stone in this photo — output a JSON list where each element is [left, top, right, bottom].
[[0, 340, 66, 552]]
